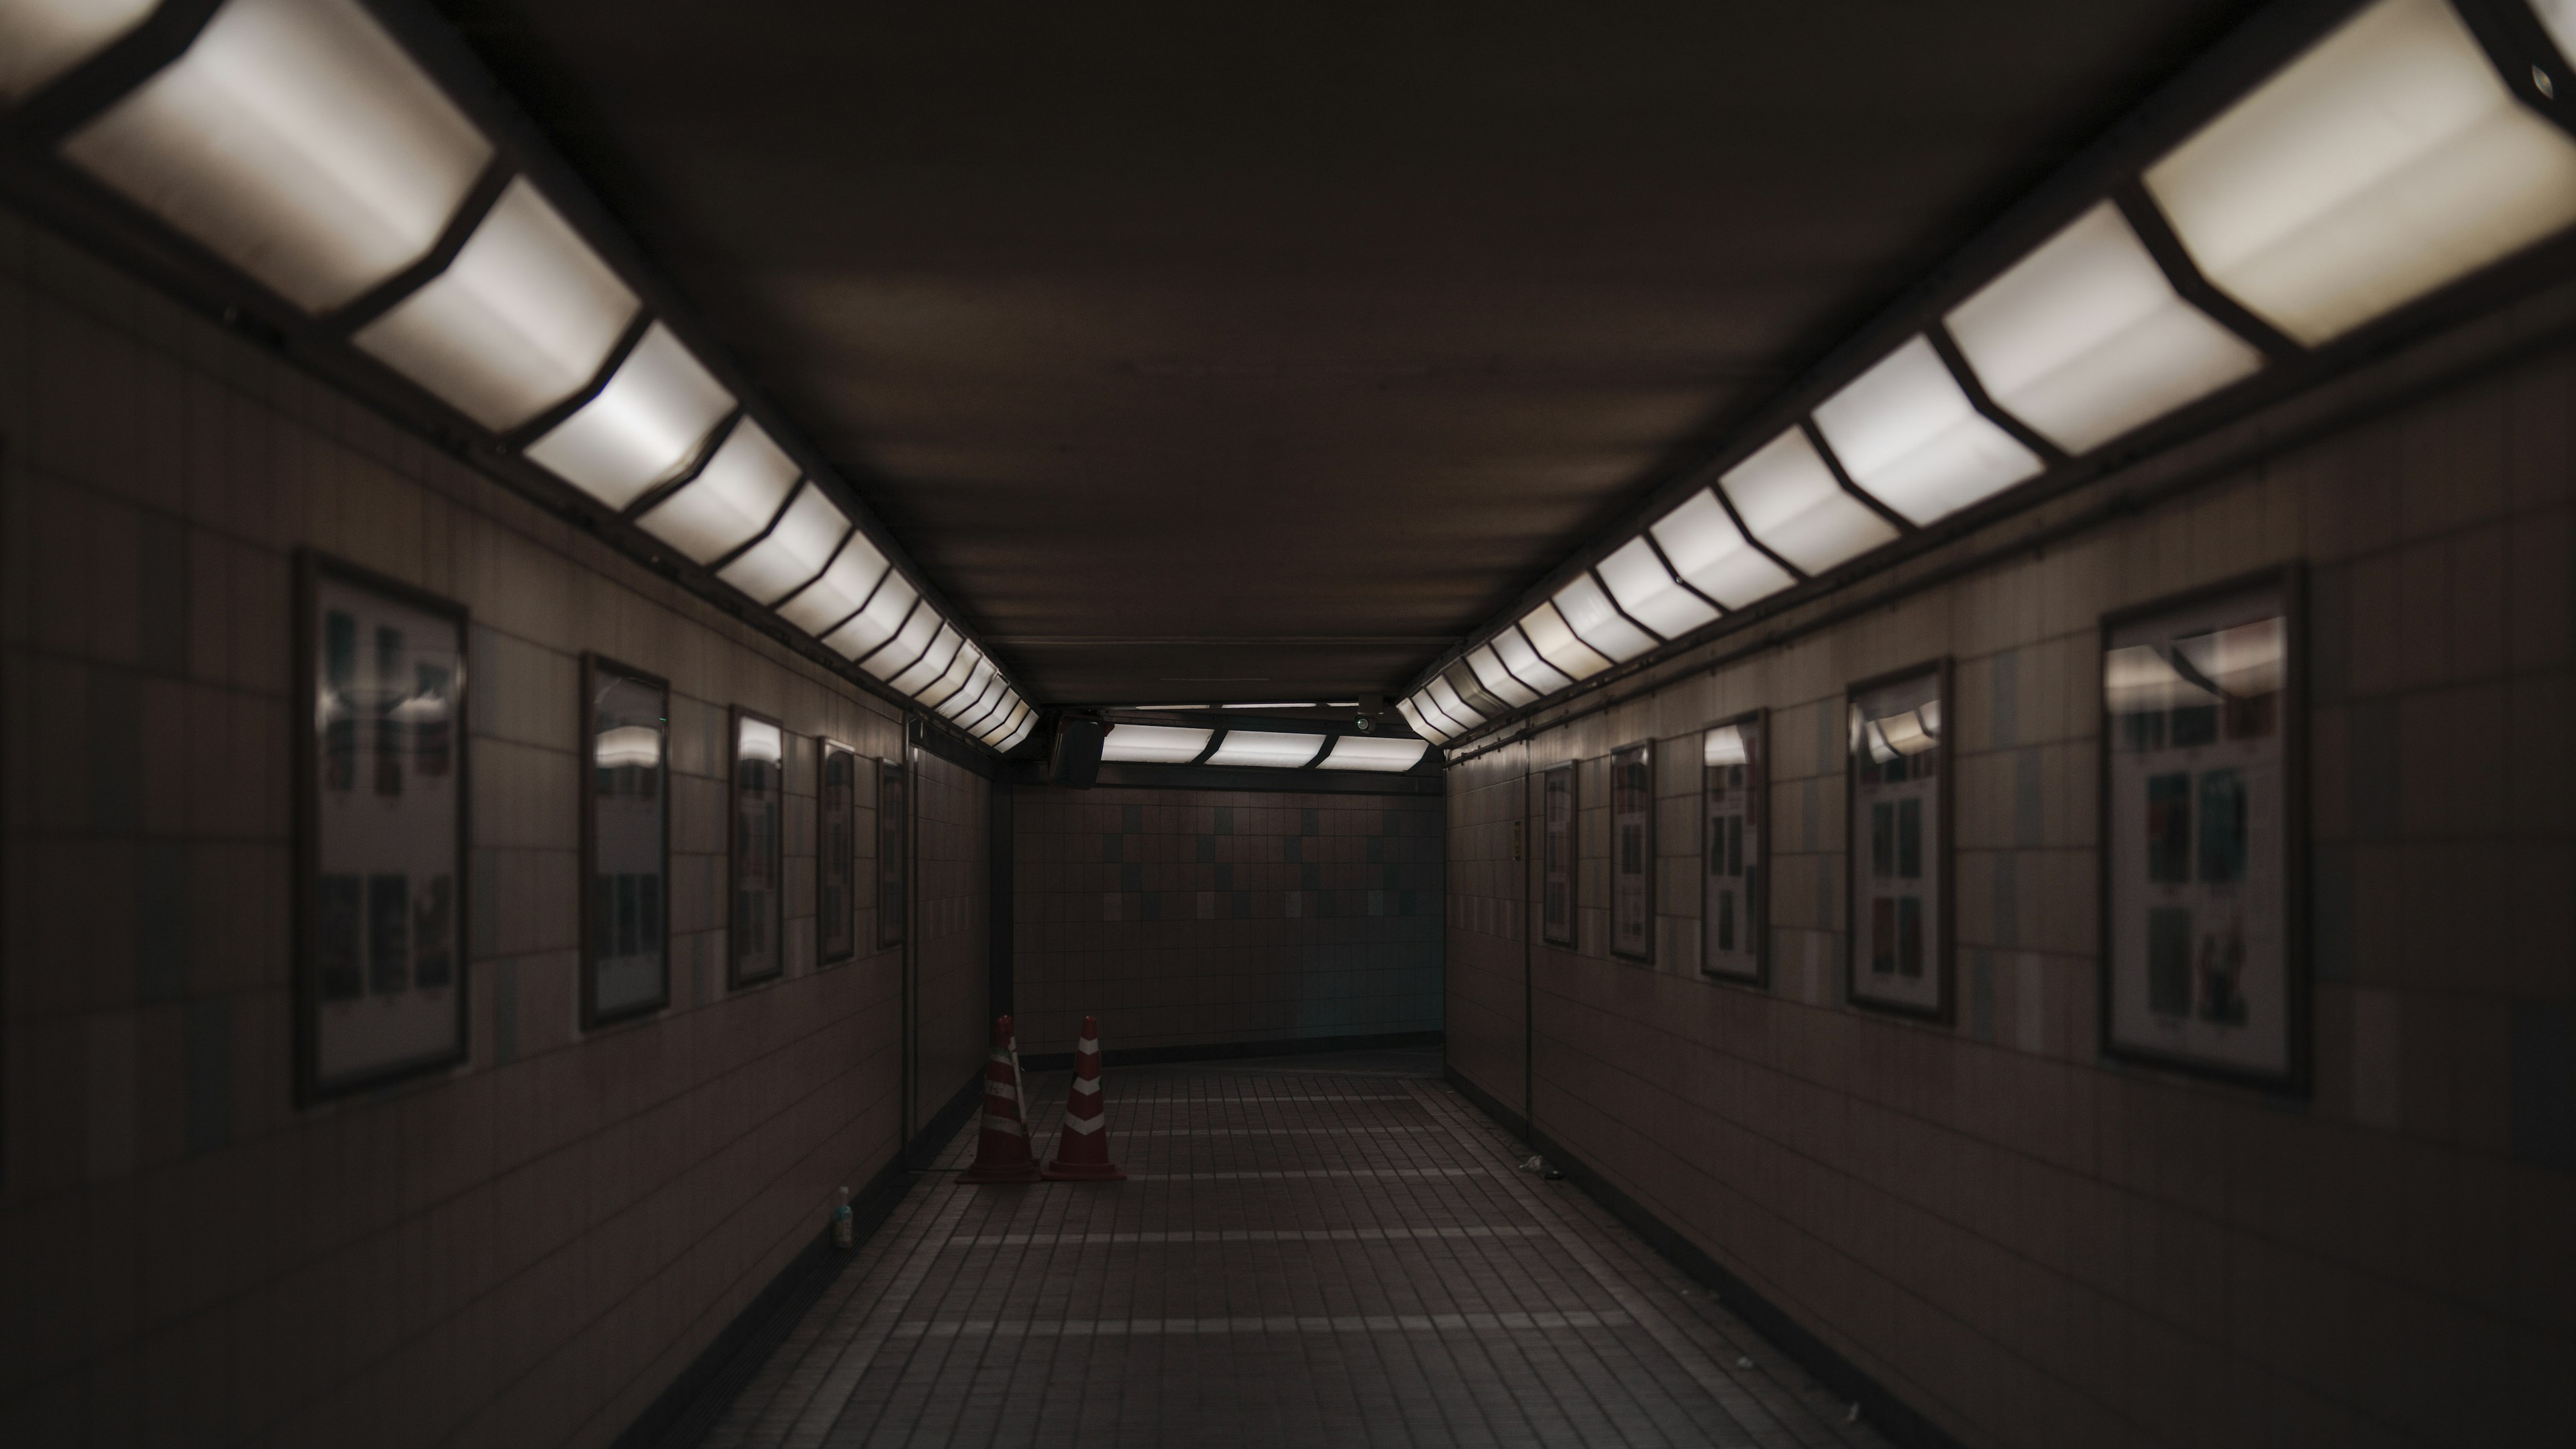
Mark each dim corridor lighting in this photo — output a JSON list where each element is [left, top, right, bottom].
[[998, 710, 1037, 753], [775, 531, 890, 638], [858, 599, 940, 681], [1703, 724, 1750, 767], [352, 178, 639, 431], [1321, 736, 1430, 772], [1207, 731, 1327, 768], [2145, 0, 2576, 345], [1718, 430, 1897, 576], [1442, 663, 1508, 722], [825, 572, 917, 662], [1100, 724, 1214, 763], [955, 676, 1009, 732], [1518, 602, 1613, 682], [1489, 627, 1572, 695], [1648, 488, 1796, 609], [637, 419, 800, 564], [0, 0, 152, 105], [1222, 702, 1317, 710], [1945, 203, 2266, 453], [527, 323, 735, 511], [973, 698, 1020, 745], [63, 0, 492, 314], [1411, 690, 1468, 738], [1552, 572, 1660, 661], [890, 625, 965, 697], [1393, 696, 1446, 743], [1812, 336, 2043, 527], [717, 483, 851, 606], [1424, 676, 1487, 732], [921, 648, 984, 712], [1597, 537, 1719, 639], [1466, 647, 1538, 708]]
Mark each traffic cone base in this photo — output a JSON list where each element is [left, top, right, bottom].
[[961, 1015, 1044, 1184], [1042, 1017, 1126, 1181]]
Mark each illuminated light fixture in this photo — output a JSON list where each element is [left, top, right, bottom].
[[1519, 602, 1613, 682], [526, 323, 735, 511], [974, 698, 1022, 745], [956, 678, 1010, 733], [1222, 702, 1316, 710], [1552, 572, 1660, 661], [2541, 0, 2576, 60], [775, 531, 889, 637], [921, 649, 984, 712], [2, 0, 155, 105], [1440, 662, 1508, 721], [62, 0, 492, 313], [1466, 646, 1538, 708], [1945, 203, 2265, 454], [1206, 731, 1326, 768], [718, 483, 850, 606], [998, 711, 1037, 753], [1490, 626, 1573, 695], [2146, 0, 2576, 347], [857, 599, 939, 682], [633, 417, 798, 563], [1102, 724, 1214, 763], [1812, 336, 2043, 527], [1394, 696, 1446, 743], [1597, 535, 1719, 639], [890, 625, 964, 697], [1411, 690, 1468, 738], [351, 177, 639, 431], [1704, 724, 1751, 767], [1424, 676, 1487, 732], [1321, 736, 1430, 772], [1650, 487, 1799, 608], [1718, 429, 1899, 576], [825, 572, 916, 663], [737, 714, 784, 765]]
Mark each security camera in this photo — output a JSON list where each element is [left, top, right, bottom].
[[1354, 713, 1375, 733], [1354, 693, 1385, 733]]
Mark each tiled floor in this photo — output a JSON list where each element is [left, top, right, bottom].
[[702, 1050, 1888, 1448]]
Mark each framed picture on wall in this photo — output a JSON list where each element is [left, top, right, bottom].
[[877, 757, 908, 949], [730, 708, 787, 985], [1540, 763, 1574, 947], [819, 741, 859, 965], [1609, 741, 1653, 961], [2100, 568, 2306, 1090], [1846, 660, 1952, 1020], [582, 655, 670, 1026], [1703, 710, 1767, 985], [293, 551, 469, 1100]]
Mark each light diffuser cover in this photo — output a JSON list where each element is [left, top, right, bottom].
[[997, 710, 1037, 753], [1395, 696, 1447, 743], [2, 0, 154, 104], [527, 322, 735, 511], [1101, 724, 1213, 763], [63, 0, 492, 313], [718, 483, 850, 606], [776, 531, 890, 637], [1490, 626, 1573, 695], [2144, 0, 2576, 345], [1424, 676, 1487, 732], [920, 647, 983, 711], [1718, 429, 1899, 576], [352, 177, 639, 431], [634, 416, 798, 561], [858, 599, 940, 681], [1650, 486, 1798, 608], [1519, 602, 1613, 682], [1321, 737, 1430, 772], [1466, 646, 1538, 708], [1206, 731, 1326, 768], [890, 625, 964, 697], [1597, 535, 1719, 640], [1813, 335, 2043, 527], [826, 573, 917, 664]]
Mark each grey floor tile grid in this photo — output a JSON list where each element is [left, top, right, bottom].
[[700, 1051, 1889, 1448]]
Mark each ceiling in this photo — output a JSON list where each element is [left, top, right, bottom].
[[433, 0, 2257, 707]]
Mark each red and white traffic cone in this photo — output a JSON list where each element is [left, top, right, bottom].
[[959, 1015, 1042, 1183], [1042, 1016, 1126, 1181]]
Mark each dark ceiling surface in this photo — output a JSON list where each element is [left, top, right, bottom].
[[434, 0, 2255, 706]]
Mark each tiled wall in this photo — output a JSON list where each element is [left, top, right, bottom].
[[0, 207, 992, 1443], [1011, 786, 1443, 1057], [1447, 343, 2576, 1445], [914, 754, 991, 1113], [1446, 741, 1527, 1119]]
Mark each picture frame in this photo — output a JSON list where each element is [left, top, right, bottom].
[[729, 707, 788, 987], [1702, 709, 1768, 986], [1845, 658, 1953, 1021], [1609, 741, 1654, 961], [292, 550, 470, 1101], [1540, 763, 1575, 948], [2098, 566, 2307, 1092], [818, 739, 859, 965], [581, 655, 671, 1027], [877, 757, 908, 950]]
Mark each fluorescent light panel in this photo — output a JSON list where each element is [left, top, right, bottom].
[[718, 483, 849, 606], [527, 323, 734, 511], [352, 177, 639, 431], [1650, 486, 1799, 608], [776, 531, 889, 638], [1719, 429, 1898, 576], [998, 712, 1036, 753], [635, 417, 798, 563], [926, 653, 988, 714], [1440, 663, 1507, 721], [859, 600, 940, 682], [1466, 646, 1537, 708], [1597, 535, 1718, 640], [1394, 696, 1447, 743], [2146, 0, 2576, 347], [1321, 737, 1430, 773], [1206, 731, 1326, 768], [1, 0, 154, 103], [1552, 573, 1660, 661], [1102, 724, 1213, 763], [62, 0, 493, 313], [891, 625, 964, 697], [827, 573, 916, 663], [1519, 602, 1612, 682], [1490, 626, 1572, 695], [1813, 335, 2043, 527], [1424, 676, 1486, 732]]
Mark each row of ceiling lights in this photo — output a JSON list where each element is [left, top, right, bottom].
[[1401, 0, 2576, 747], [1098, 724, 1430, 773], [0, 0, 1036, 753]]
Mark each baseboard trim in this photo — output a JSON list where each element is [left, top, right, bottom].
[[1021, 1029, 1442, 1072], [614, 1071, 985, 1449], [1444, 1068, 1967, 1449]]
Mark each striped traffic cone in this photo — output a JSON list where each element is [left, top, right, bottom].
[[959, 1015, 1042, 1183], [1042, 1016, 1126, 1181]]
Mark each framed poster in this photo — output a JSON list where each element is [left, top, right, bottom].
[[294, 551, 468, 1099], [1846, 660, 1951, 1019], [877, 758, 908, 949], [731, 708, 787, 985], [1609, 742, 1653, 961], [582, 656, 669, 1026], [1540, 763, 1574, 947], [2100, 568, 2304, 1089], [1703, 711, 1767, 985], [819, 741, 859, 964]]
